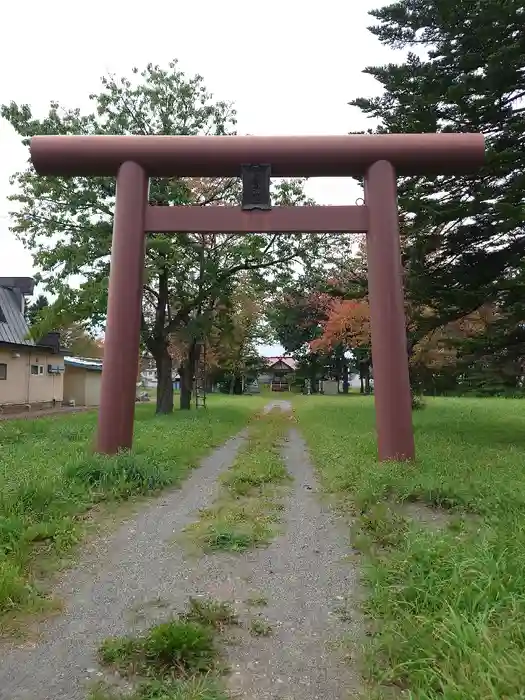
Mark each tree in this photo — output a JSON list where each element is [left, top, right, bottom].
[[25, 294, 49, 326], [207, 282, 266, 394], [59, 324, 104, 358], [3, 60, 339, 414], [24, 293, 102, 357], [350, 0, 525, 376], [310, 299, 371, 394], [310, 299, 370, 353], [268, 280, 334, 392]]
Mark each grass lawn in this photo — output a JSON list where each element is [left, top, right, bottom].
[[0, 395, 266, 623], [295, 395, 525, 700]]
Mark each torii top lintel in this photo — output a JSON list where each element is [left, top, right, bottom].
[[30, 133, 485, 179]]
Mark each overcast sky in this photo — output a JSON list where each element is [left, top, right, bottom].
[[0, 0, 399, 355]]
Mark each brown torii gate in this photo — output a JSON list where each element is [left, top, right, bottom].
[[30, 133, 485, 461]]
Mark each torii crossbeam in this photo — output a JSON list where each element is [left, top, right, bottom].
[[30, 133, 485, 461]]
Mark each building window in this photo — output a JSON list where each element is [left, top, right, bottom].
[[31, 364, 44, 376], [0, 363, 6, 380]]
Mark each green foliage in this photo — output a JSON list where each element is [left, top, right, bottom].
[[25, 294, 49, 326], [351, 0, 525, 391], [64, 452, 173, 499], [0, 395, 266, 618], [297, 395, 525, 699], [2, 59, 345, 413], [411, 390, 426, 410], [90, 676, 227, 700]]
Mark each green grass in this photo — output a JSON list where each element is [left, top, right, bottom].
[[0, 395, 266, 622], [185, 409, 292, 552], [90, 677, 228, 700], [295, 395, 525, 700], [99, 620, 218, 677], [93, 596, 239, 700], [181, 597, 239, 632], [249, 617, 273, 637], [244, 593, 268, 607]]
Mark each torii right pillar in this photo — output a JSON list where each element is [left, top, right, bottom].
[[365, 160, 415, 461]]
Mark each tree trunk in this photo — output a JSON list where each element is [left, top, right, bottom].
[[179, 341, 200, 410], [342, 360, 349, 394], [309, 362, 318, 394], [154, 345, 174, 415], [229, 375, 236, 394], [359, 359, 371, 394], [364, 363, 371, 394], [179, 352, 193, 411], [179, 361, 192, 410]]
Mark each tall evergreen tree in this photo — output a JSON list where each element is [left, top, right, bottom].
[[25, 294, 49, 326], [351, 0, 525, 365]]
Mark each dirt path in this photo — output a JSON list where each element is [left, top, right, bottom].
[[0, 406, 92, 421], [0, 403, 361, 700]]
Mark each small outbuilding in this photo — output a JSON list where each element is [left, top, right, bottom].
[[63, 356, 103, 407]]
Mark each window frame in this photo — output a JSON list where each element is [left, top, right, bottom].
[[30, 364, 45, 376], [0, 363, 6, 380]]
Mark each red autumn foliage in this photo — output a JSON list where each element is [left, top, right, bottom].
[[310, 298, 371, 352]]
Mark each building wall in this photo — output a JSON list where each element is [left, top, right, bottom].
[[322, 380, 339, 396], [84, 371, 102, 406], [63, 365, 86, 406], [258, 373, 272, 385], [63, 366, 102, 407], [0, 347, 64, 406]]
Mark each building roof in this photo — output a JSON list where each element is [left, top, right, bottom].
[[64, 356, 103, 371], [0, 286, 35, 347], [264, 355, 297, 370], [0, 277, 35, 296]]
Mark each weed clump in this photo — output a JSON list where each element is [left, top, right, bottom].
[[65, 453, 171, 499], [99, 620, 217, 677], [249, 617, 273, 637], [95, 596, 242, 699], [182, 597, 238, 631]]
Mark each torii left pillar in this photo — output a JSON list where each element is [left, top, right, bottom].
[[96, 162, 148, 454]]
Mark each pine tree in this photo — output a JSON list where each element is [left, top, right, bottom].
[[351, 0, 525, 377]]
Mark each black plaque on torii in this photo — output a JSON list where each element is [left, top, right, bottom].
[[241, 164, 271, 210]]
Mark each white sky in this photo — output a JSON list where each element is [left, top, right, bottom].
[[0, 0, 399, 354]]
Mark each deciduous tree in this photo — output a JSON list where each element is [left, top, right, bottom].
[[2, 60, 341, 413]]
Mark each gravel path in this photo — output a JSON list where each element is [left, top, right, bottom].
[[0, 402, 362, 699], [0, 433, 247, 700], [220, 426, 362, 700]]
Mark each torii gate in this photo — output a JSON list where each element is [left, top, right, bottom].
[[30, 133, 485, 461]]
